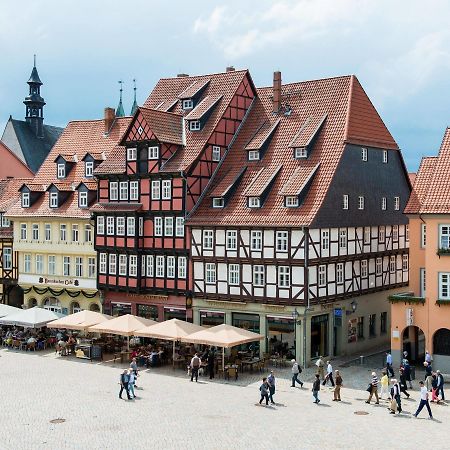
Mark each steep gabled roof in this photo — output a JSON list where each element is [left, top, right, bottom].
[[243, 165, 282, 197], [0, 177, 33, 212], [178, 79, 210, 99], [245, 119, 281, 151], [138, 107, 184, 146], [184, 95, 223, 121], [209, 167, 247, 198], [289, 115, 327, 148], [188, 74, 399, 227], [405, 128, 450, 214]]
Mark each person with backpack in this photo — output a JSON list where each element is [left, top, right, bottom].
[[291, 359, 304, 388], [190, 353, 201, 382], [119, 369, 131, 400], [424, 361, 433, 391], [259, 377, 270, 406], [389, 379, 402, 414], [312, 374, 321, 404]]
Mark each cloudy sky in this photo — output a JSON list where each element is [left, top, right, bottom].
[[0, 0, 449, 170]]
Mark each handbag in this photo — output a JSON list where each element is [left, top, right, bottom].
[[366, 384, 372, 392], [390, 399, 397, 411]]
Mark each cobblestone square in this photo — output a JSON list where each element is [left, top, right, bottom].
[[1, 349, 449, 450]]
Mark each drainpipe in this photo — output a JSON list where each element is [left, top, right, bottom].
[[303, 227, 310, 368]]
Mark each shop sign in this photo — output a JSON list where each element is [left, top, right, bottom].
[[406, 308, 414, 326], [19, 274, 96, 289], [347, 318, 357, 343], [125, 293, 167, 302]]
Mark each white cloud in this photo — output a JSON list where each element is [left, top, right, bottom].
[[194, 6, 227, 35]]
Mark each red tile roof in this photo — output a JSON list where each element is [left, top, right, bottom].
[[405, 128, 450, 214], [0, 177, 32, 212], [289, 114, 327, 148], [178, 79, 210, 99], [90, 202, 142, 213], [279, 163, 320, 196], [188, 75, 399, 227], [48, 182, 73, 192], [245, 119, 281, 151], [6, 117, 130, 219], [155, 99, 179, 112], [243, 165, 282, 197], [184, 95, 223, 121], [137, 107, 184, 146], [208, 167, 247, 198], [94, 145, 126, 175]]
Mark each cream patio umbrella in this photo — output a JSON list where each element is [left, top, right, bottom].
[[0, 306, 64, 328], [47, 310, 113, 331], [181, 323, 264, 370], [0, 304, 21, 318], [134, 318, 205, 366], [88, 314, 157, 350]]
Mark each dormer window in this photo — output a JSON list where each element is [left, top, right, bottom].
[[212, 146, 221, 162], [148, 146, 159, 160], [85, 161, 94, 177], [248, 197, 261, 208], [22, 192, 30, 207], [79, 191, 88, 208], [212, 197, 224, 208], [248, 150, 260, 161], [57, 163, 66, 179], [294, 147, 308, 159], [189, 120, 201, 131], [182, 99, 194, 110], [127, 147, 137, 161], [285, 196, 299, 208], [50, 192, 58, 208]]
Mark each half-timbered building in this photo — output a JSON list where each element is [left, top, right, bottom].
[[92, 69, 256, 320], [188, 72, 411, 364], [6, 109, 130, 314]]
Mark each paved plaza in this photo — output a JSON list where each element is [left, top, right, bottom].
[[1, 349, 449, 450]]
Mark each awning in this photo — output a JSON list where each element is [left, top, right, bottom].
[[0, 304, 21, 318]]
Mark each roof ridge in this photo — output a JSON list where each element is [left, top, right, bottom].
[[139, 105, 183, 117], [257, 74, 353, 91], [158, 69, 248, 81]]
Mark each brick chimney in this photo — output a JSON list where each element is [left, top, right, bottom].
[[226, 66, 235, 72], [104, 107, 115, 134], [273, 71, 282, 113]]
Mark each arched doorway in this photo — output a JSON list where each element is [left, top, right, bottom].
[[28, 298, 38, 308], [43, 297, 62, 314], [89, 303, 100, 312], [433, 328, 450, 356], [70, 302, 82, 314], [402, 325, 425, 364]]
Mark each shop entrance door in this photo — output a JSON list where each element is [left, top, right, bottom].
[[310, 314, 329, 358]]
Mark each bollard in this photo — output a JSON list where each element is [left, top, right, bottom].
[[360, 355, 364, 365]]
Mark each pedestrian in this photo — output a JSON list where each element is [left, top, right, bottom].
[[207, 350, 215, 380], [399, 368, 410, 398], [312, 374, 321, 404], [431, 373, 440, 403], [386, 352, 394, 377], [190, 353, 201, 382], [128, 369, 136, 399], [315, 356, 325, 380], [413, 381, 433, 419], [424, 350, 432, 365], [259, 377, 270, 406], [267, 370, 276, 405], [403, 359, 413, 389], [424, 361, 433, 391], [436, 370, 445, 401], [333, 370, 342, 401], [389, 379, 402, 414], [119, 369, 131, 400], [291, 359, 304, 388], [322, 360, 335, 387], [130, 358, 139, 387], [365, 372, 380, 404], [380, 371, 389, 401]]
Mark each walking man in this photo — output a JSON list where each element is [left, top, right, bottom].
[[190, 353, 201, 382], [291, 359, 304, 388], [389, 379, 402, 414], [312, 374, 321, 404], [399, 368, 410, 398], [119, 369, 131, 400], [436, 370, 445, 400], [386, 352, 394, 377], [128, 369, 136, 399], [316, 356, 325, 380], [424, 361, 433, 391], [425, 350, 432, 365], [413, 381, 433, 419], [267, 371, 276, 405], [333, 370, 343, 401], [130, 358, 139, 387], [207, 350, 215, 380], [322, 360, 335, 387], [259, 377, 270, 406], [366, 372, 380, 404]]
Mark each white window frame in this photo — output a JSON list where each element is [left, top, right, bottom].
[[130, 181, 139, 201], [97, 216, 105, 235], [0, 213, 10, 227], [22, 192, 30, 207], [339, 229, 347, 249], [146, 255, 154, 277], [203, 230, 213, 250], [109, 254, 117, 275], [151, 180, 160, 200], [251, 230, 262, 251], [205, 263, 216, 284], [127, 147, 137, 161], [2, 247, 12, 270], [109, 182, 118, 200], [439, 225, 450, 249], [439, 272, 450, 300], [420, 268, 426, 297], [285, 196, 299, 207], [294, 147, 308, 159], [79, 191, 88, 208], [106, 217, 114, 236], [248, 197, 260, 208], [50, 192, 58, 208], [32, 223, 39, 241], [127, 217, 136, 236], [85, 161, 94, 177], [88, 257, 96, 278], [278, 266, 290, 288], [421, 224, 426, 248], [318, 265, 327, 287], [389, 255, 396, 273], [358, 196, 365, 210], [379, 226, 385, 243], [175, 217, 184, 237], [117, 217, 125, 236], [212, 145, 221, 162], [376, 257, 382, 275], [63, 256, 71, 276], [164, 217, 174, 236], [85, 225, 92, 242], [336, 263, 344, 284], [212, 197, 224, 208], [60, 224, 67, 241], [402, 254, 409, 271], [394, 196, 400, 211], [182, 99, 193, 110], [361, 147, 368, 161], [406, 224, 409, 242], [57, 163, 65, 178], [162, 180, 172, 200], [119, 182, 128, 201], [189, 120, 201, 131], [72, 224, 79, 242], [129, 255, 137, 277], [99, 253, 107, 274], [228, 264, 240, 286], [321, 230, 329, 251], [24, 254, 31, 273], [248, 150, 260, 161], [393, 225, 399, 241], [167, 256, 175, 278], [75, 256, 83, 277], [253, 265, 264, 286], [148, 146, 159, 160], [342, 194, 349, 210], [276, 231, 288, 252], [226, 230, 237, 251], [156, 255, 165, 278], [178, 256, 186, 279], [382, 150, 388, 163], [364, 227, 370, 244], [48, 255, 56, 275], [35, 254, 44, 274], [154, 217, 163, 236], [361, 260, 368, 278], [20, 223, 27, 240], [381, 197, 387, 210]]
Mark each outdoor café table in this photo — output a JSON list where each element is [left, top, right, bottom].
[[241, 358, 261, 372], [224, 365, 239, 380], [173, 356, 186, 369]]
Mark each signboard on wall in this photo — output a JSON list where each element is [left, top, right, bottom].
[[406, 308, 414, 326], [347, 318, 357, 343]]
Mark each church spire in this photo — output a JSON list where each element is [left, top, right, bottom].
[[116, 80, 125, 117], [24, 55, 46, 138], [130, 78, 138, 115]]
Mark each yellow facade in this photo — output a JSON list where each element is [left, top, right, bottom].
[[13, 217, 101, 313]]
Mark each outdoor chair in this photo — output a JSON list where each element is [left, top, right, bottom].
[[27, 342, 36, 351], [227, 367, 238, 380]]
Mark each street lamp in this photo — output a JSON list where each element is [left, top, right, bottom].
[[346, 300, 358, 316], [292, 308, 300, 362]]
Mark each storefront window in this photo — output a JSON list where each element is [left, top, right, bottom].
[[267, 316, 295, 358], [164, 308, 186, 321], [232, 313, 260, 354], [71, 302, 82, 314], [137, 304, 159, 321], [111, 303, 131, 317], [310, 314, 329, 359], [43, 297, 62, 314], [200, 311, 225, 328]]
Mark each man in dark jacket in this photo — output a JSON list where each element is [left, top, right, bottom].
[[207, 350, 215, 380], [119, 369, 131, 400], [312, 374, 321, 404], [436, 370, 445, 400]]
